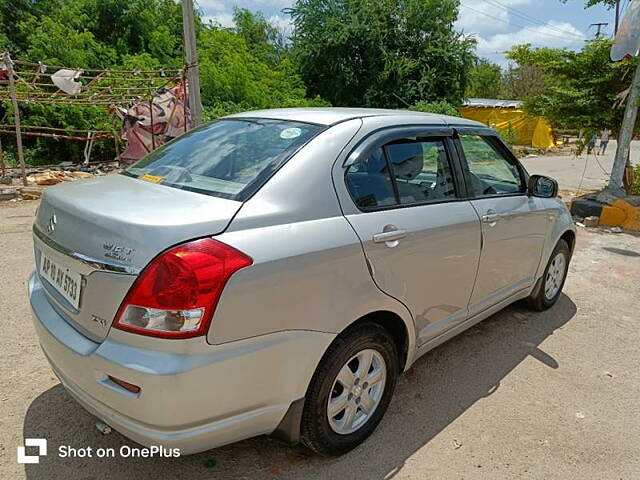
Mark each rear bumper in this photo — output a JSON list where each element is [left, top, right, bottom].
[[28, 272, 334, 454]]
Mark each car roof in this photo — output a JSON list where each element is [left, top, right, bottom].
[[224, 107, 485, 128]]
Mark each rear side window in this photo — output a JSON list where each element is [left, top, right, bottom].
[[346, 148, 396, 208], [459, 135, 524, 197], [385, 139, 456, 204], [345, 137, 458, 210], [123, 119, 324, 200]]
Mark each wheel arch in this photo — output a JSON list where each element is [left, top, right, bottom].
[[560, 229, 576, 254], [271, 309, 412, 446], [346, 310, 410, 373]]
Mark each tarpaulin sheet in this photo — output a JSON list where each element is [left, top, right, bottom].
[[459, 106, 555, 148]]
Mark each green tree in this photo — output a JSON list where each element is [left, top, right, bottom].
[[500, 63, 545, 100], [288, 0, 475, 108], [466, 59, 502, 99], [409, 100, 460, 117], [507, 40, 636, 133], [1, 1, 328, 165], [233, 8, 286, 66]]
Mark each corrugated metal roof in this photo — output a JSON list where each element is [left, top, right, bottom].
[[463, 98, 523, 108]]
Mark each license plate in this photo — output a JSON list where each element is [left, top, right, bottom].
[[39, 252, 82, 309]]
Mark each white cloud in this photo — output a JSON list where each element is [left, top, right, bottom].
[[455, 1, 586, 65], [197, 0, 226, 13], [476, 20, 586, 56], [456, 0, 532, 33], [268, 14, 293, 36], [202, 12, 236, 28]]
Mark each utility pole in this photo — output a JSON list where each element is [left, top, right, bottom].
[[608, 61, 640, 195], [615, 0, 621, 35], [182, 0, 203, 128], [3, 52, 27, 186], [590, 22, 609, 39]]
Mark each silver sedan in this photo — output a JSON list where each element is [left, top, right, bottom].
[[29, 108, 575, 456]]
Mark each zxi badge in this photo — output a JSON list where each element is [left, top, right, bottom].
[[46, 213, 57, 235]]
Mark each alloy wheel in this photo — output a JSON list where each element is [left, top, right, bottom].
[[327, 349, 387, 435], [544, 252, 567, 300]]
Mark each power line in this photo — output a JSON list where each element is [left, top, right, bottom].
[[477, 43, 568, 56], [459, 3, 586, 43], [481, 0, 586, 40]]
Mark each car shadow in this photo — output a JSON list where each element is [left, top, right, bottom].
[[23, 294, 577, 480]]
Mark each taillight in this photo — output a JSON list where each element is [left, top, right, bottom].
[[113, 238, 252, 339]]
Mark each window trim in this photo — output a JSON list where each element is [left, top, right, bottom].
[[343, 126, 467, 213], [453, 128, 529, 200]]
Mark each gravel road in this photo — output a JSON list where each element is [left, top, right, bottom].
[[1, 200, 639, 479]]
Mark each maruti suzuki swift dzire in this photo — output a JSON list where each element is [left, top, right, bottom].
[[29, 108, 575, 456]]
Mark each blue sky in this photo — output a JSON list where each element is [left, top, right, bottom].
[[196, 0, 624, 66]]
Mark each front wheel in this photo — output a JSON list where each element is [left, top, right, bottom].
[[300, 323, 399, 456], [526, 239, 571, 311]]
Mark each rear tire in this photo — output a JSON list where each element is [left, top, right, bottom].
[[300, 323, 399, 456], [526, 239, 571, 311]]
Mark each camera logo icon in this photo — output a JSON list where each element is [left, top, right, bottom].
[[17, 439, 47, 464]]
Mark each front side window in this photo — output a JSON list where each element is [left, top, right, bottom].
[[459, 135, 524, 197], [385, 139, 456, 204], [123, 119, 324, 200]]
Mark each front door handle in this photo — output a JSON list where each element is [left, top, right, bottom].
[[481, 209, 501, 225], [373, 228, 407, 244]]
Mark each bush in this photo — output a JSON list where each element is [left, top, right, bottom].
[[497, 123, 517, 147], [631, 163, 640, 195], [409, 101, 461, 117]]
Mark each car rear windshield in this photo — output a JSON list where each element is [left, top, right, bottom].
[[122, 118, 324, 200]]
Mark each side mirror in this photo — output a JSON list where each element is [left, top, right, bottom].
[[528, 175, 559, 198]]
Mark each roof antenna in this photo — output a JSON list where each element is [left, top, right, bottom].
[[392, 93, 411, 108]]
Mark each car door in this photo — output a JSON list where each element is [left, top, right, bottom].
[[341, 128, 482, 346], [455, 129, 548, 316]]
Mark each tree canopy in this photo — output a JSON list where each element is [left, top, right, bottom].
[[288, 0, 476, 109], [505, 41, 637, 133], [0, 1, 324, 165], [465, 59, 503, 99]]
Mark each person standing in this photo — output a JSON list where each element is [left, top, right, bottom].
[[587, 132, 597, 155], [599, 128, 610, 155]]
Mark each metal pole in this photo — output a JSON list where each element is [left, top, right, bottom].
[[4, 52, 27, 186], [608, 60, 640, 195], [0, 135, 5, 178], [182, 0, 203, 127], [149, 97, 156, 150], [615, 0, 621, 36]]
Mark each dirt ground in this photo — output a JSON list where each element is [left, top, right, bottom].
[[1, 200, 639, 480], [520, 139, 640, 195]]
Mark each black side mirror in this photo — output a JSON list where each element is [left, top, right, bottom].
[[528, 175, 559, 198]]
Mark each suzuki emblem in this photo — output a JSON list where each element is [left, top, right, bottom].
[[46, 213, 57, 235]]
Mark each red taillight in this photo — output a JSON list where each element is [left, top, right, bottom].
[[113, 238, 252, 339], [108, 375, 141, 394]]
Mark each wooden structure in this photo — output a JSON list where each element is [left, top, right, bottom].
[[0, 52, 187, 184]]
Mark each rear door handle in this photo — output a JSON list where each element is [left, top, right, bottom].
[[373, 229, 407, 244], [482, 214, 500, 223], [481, 209, 501, 225]]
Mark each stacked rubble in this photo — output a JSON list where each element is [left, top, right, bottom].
[[0, 161, 119, 202]]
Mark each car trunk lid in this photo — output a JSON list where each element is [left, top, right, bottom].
[[33, 173, 242, 342]]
